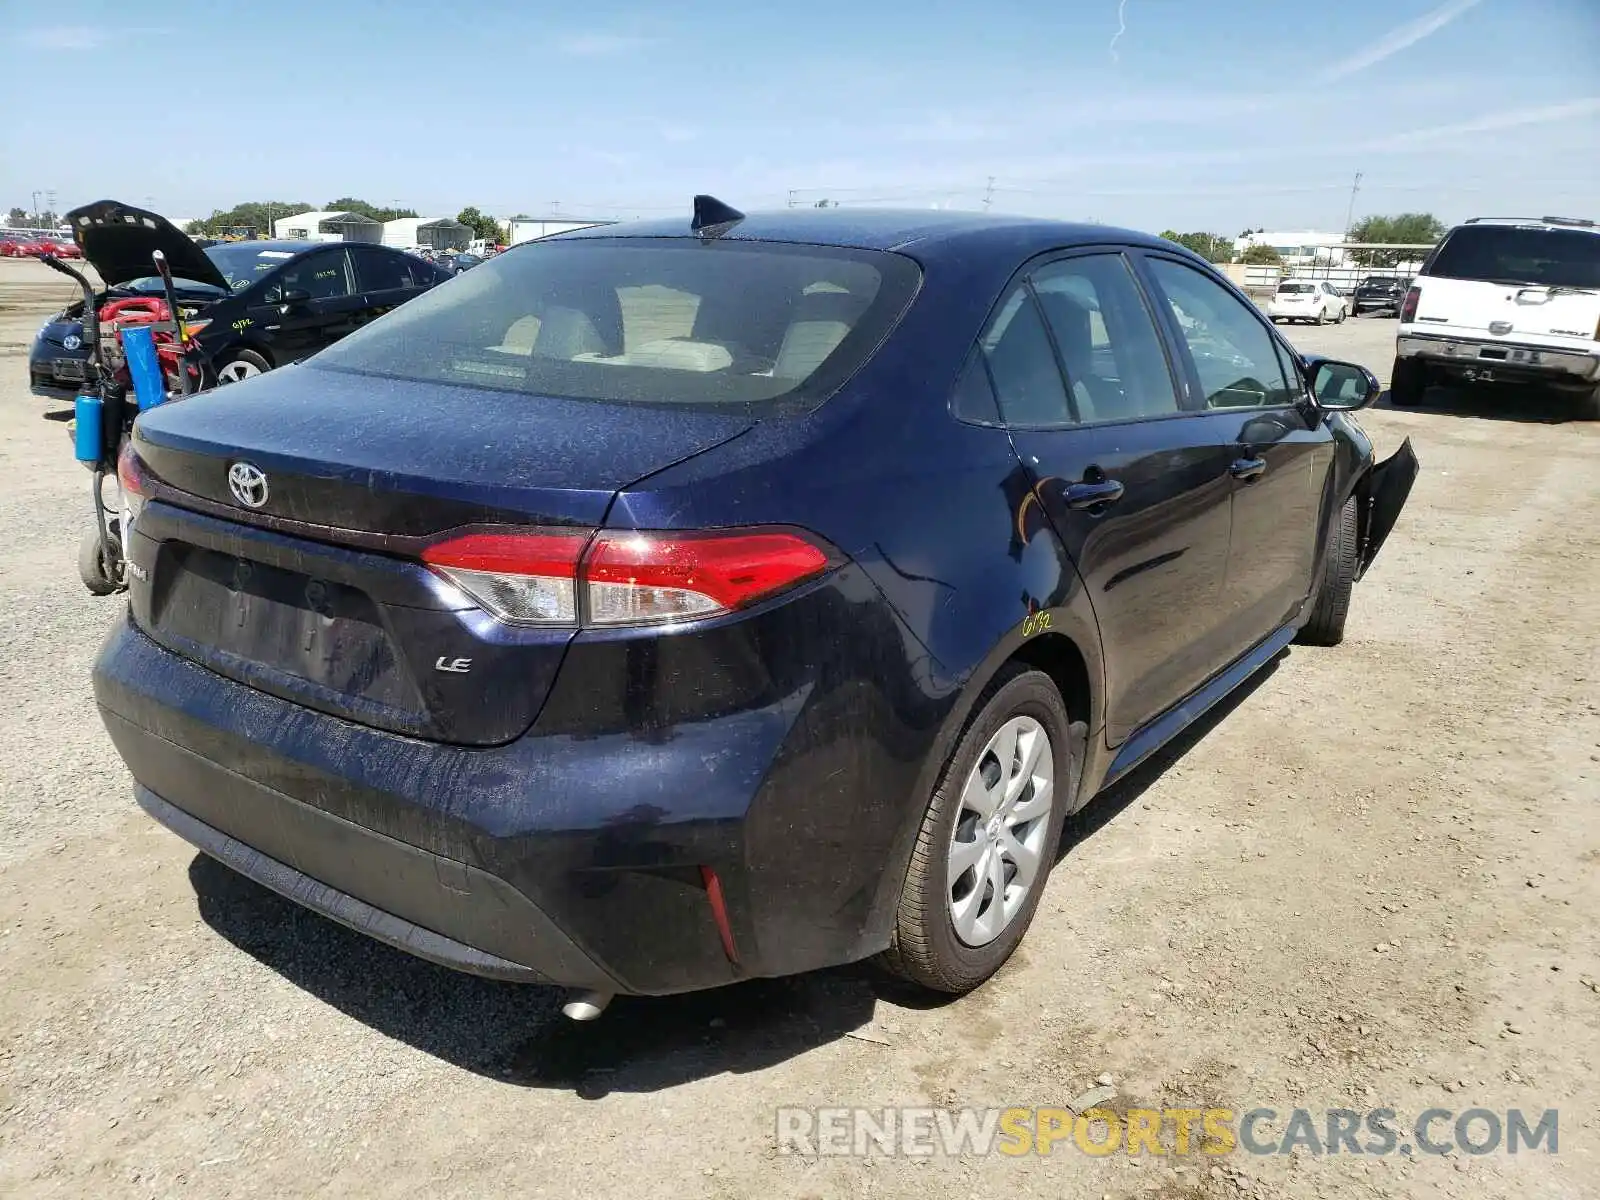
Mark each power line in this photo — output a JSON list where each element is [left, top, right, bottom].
[[1344, 171, 1363, 234]]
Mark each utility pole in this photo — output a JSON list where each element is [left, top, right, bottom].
[[1344, 171, 1362, 236], [46, 189, 57, 225], [31, 192, 40, 224], [983, 176, 995, 211], [787, 189, 796, 208]]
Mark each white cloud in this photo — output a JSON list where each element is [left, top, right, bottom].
[[1317, 0, 1485, 84], [20, 25, 105, 49], [1364, 97, 1600, 149], [555, 33, 648, 57]]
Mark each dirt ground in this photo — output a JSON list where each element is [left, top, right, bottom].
[[0, 254, 1596, 1199]]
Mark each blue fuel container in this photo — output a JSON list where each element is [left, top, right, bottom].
[[74, 394, 103, 464], [122, 325, 166, 411]]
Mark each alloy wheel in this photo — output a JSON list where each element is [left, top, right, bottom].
[[947, 715, 1054, 947], [217, 359, 261, 384]]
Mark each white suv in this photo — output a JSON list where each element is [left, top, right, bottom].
[[1392, 216, 1600, 417]]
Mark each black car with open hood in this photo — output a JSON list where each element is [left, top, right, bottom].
[[30, 201, 449, 401]]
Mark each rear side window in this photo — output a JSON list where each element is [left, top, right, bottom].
[[979, 286, 1072, 425], [310, 239, 921, 413], [1427, 226, 1600, 288], [351, 248, 413, 292], [1031, 255, 1179, 423]]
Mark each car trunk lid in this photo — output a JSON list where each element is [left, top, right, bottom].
[[127, 364, 756, 745]]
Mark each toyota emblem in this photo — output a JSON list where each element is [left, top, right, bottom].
[[62, 334, 81, 351], [227, 462, 270, 509]]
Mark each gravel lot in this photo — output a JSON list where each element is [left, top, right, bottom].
[[1, 255, 1597, 1200]]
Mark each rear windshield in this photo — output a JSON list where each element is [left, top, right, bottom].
[[1277, 283, 1312, 294], [1426, 226, 1600, 289], [310, 238, 921, 414]]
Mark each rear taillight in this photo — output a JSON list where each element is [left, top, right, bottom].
[[421, 527, 831, 628], [1400, 286, 1421, 322], [421, 531, 588, 625], [117, 443, 148, 523]]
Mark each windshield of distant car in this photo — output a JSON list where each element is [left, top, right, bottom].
[[203, 244, 302, 290], [1359, 277, 1399, 287], [310, 238, 922, 414], [1276, 283, 1313, 294], [121, 275, 230, 297], [1427, 226, 1600, 289]]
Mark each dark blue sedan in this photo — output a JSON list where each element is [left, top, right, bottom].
[[94, 199, 1416, 1017]]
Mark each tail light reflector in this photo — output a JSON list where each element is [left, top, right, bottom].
[[1400, 286, 1421, 322], [421, 531, 588, 625], [420, 527, 831, 628]]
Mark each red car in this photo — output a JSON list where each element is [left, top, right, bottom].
[[0, 234, 39, 257], [33, 238, 83, 259]]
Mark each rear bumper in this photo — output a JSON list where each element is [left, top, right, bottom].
[[1397, 333, 1600, 385], [95, 578, 935, 994]]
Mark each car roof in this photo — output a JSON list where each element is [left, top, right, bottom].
[[551, 207, 1175, 261]]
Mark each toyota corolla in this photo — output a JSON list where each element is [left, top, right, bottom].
[[94, 198, 1417, 1018]]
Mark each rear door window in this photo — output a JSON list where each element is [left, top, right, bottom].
[[1031, 254, 1179, 423], [351, 247, 414, 293], [310, 239, 921, 413]]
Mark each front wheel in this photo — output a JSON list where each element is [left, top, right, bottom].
[[215, 348, 271, 385], [879, 666, 1071, 994], [1297, 497, 1358, 646]]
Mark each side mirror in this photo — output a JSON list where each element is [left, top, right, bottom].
[[1307, 357, 1380, 411]]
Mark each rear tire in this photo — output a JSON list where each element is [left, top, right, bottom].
[[1314, 309, 1326, 326], [879, 666, 1071, 994], [1297, 497, 1358, 646], [1389, 357, 1427, 407], [1579, 382, 1600, 421]]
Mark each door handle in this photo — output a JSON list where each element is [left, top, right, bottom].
[[1063, 479, 1126, 510], [1229, 457, 1268, 483]]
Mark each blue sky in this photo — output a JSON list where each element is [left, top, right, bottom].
[[1, 0, 1595, 233]]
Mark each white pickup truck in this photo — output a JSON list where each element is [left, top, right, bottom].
[[1392, 216, 1600, 418]]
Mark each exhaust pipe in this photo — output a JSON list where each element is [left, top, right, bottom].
[[561, 990, 613, 1021]]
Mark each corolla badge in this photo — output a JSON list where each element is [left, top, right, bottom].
[[227, 462, 270, 509], [62, 334, 81, 351]]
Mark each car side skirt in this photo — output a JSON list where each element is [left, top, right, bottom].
[[1086, 620, 1299, 795]]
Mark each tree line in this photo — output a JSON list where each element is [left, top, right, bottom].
[[187, 199, 507, 242], [1157, 213, 1446, 268]]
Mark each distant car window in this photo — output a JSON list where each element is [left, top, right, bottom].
[[277, 250, 353, 300], [351, 247, 413, 292], [405, 258, 440, 288], [1031, 255, 1179, 424], [1146, 259, 1296, 410], [309, 239, 920, 414], [1426, 225, 1600, 288], [979, 285, 1072, 426], [1277, 283, 1313, 294], [206, 244, 304, 290]]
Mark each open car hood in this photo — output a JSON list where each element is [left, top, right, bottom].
[[65, 200, 228, 291]]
